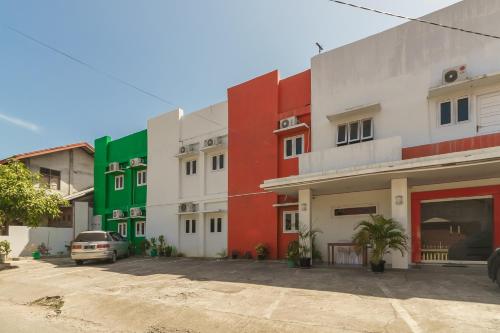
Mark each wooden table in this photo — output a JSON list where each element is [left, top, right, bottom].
[[327, 242, 367, 266]]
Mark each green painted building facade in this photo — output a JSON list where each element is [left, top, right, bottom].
[[94, 130, 148, 253]]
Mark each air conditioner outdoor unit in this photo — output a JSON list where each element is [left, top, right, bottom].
[[109, 162, 120, 172], [130, 157, 143, 167], [204, 136, 224, 147], [442, 65, 467, 84], [130, 207, 142, 218], [279, 116, 298, 129], [112, 210, 124, 219], [179, 144, 197, 154], [179, 202, 197, 213]]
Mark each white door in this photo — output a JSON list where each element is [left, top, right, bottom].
[[477, 91, 500, 135]]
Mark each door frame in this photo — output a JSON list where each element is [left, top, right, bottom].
[[411, 185, 500, 263]]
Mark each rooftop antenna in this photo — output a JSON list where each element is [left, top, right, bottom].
[[315, 42, 324, 54]]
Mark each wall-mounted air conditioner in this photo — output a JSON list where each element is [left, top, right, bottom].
[[179, 202, 197, 213], [130, 157, 143, 167], [108, 162, 120, 172], [204, 136, 224, 148], [112, 210, 124, 219], [442, 65, 467, 84], [130, 207, 142, 218], [179, 144, 197, 155], [279, 116, 298, 129]]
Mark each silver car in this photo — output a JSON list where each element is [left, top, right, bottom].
[[71, 231, 129, 265]]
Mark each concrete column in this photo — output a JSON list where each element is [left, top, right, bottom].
[[199, 151, 206, 197], [391, 178, 409, 269], [298, 188, 312, 264], [198, 210, 205, 257]]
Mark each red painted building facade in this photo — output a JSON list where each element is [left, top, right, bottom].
[[227, 70, 311, 259]]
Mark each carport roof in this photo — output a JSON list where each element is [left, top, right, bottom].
[[261, 146, 500, 195]]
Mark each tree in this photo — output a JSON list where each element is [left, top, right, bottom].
[[0, 160, 67, 229]]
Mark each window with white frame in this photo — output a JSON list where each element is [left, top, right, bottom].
[[337, 118, 373, 146], [137, 170, 147, 186], [135, 221, 145, 237], [284, 135, 304, 159], [185, 160, 197, 175], [114, 175, 124, 190], [439, 97, 469, 126], [185, 219, 196, 233], [118, 222, 127, 237], [211, 154, 225, 171], [283, 211, 299, 233]]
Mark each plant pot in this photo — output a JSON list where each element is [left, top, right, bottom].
[[299, 257, 311, 268], [287, 259, 296, 268], [370, 260, 386, 273], [150, 248, 158, 257], [32, 251, 41, 260], [257, 254, 266, 260], [0, 253, 6, 263]]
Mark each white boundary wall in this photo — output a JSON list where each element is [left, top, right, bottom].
[[0, 226, 73, 258]]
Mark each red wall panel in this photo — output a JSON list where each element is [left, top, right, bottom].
[[227, 69, 310, 259], [403, 133, 500, 159]]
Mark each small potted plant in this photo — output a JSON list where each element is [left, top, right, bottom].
[[150, 237, 158, 257], [286, 240, 299, 268], [255, 243, 269, 260], [139, 239, 151, 256], [231, 250, 239, 259], [0, 240, 11, 263], [165, 245, 173, 257], [158, 235, 166, 256], [352, 214, 408, 273]]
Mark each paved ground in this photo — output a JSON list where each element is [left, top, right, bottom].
[[0, 257, 499, 333]]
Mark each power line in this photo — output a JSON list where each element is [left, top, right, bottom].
[[330, 0, 500, 40], [3, 25, 180, 108], [3, 24, 229, 130]]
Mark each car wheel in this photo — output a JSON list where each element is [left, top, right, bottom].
[[75, 260, 84, 266], [497, 267, 500, 288], [109, 251, 117, 264]]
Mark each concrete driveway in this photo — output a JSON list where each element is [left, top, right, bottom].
[[0, 257, 499, 333]]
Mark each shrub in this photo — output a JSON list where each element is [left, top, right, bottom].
[[231, 250, 239, 259], [255, 243, 269, 260], [286, 240, 299, 262], [0, 240, 11, 255]]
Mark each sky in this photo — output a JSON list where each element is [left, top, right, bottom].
[[0, 0, 461, 158]]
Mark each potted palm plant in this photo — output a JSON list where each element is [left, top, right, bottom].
[[352, 214, 408, 273], [298, 227, 322, 268]]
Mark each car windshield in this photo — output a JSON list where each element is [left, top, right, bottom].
[[74, 232, 108, 242]]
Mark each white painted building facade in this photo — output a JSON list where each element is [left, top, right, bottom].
[[262, 0, 500, 268], [147, 102, 228, 257]]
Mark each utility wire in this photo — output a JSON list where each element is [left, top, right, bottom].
[[3, 25, 179, 108], [3, 24, 229, 130], [330, 0, 500, 40]]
